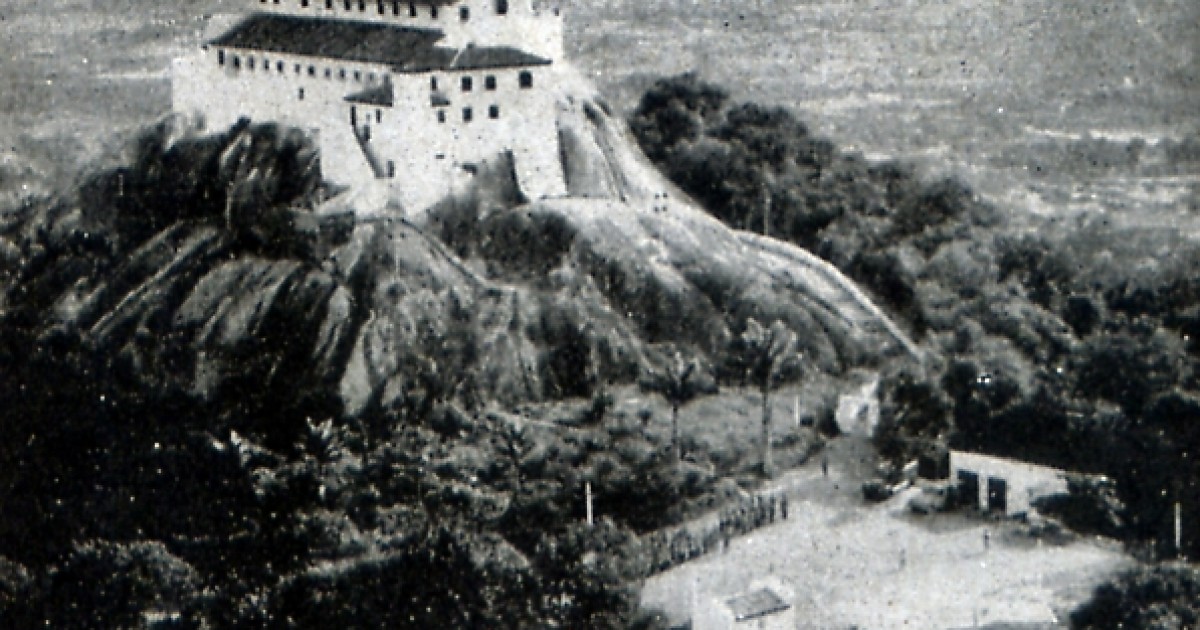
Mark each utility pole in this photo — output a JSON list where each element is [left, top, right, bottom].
[[585, 481, 594, 526], [761, 180, 771, 238], [1175, 501, 1183, 559]]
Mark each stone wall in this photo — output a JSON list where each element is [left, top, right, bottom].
[[173, 43, 566, 211]]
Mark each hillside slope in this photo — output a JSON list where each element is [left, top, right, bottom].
[[0, 75, 916, 431]]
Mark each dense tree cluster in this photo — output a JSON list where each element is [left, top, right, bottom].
[[630, 74, 1200, 615], [0, 307, 700, 627], [1072, 563, 1200, 629], [0, 121, 699, 628]]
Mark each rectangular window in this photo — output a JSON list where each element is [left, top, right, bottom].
[[437, 110, 446, 123], [339, 68, 347, 80], [218, 50, 225, 65], [430, 76, 438, 91], [233, 55, 241, 69], [488, 105, 499, 119], [484, 75, 496, 90], [358, 0, 365, 10], [344, 0, 351, 9], [298, 87, 305, 100], [354, 70, 362, 81], [325, 67, 332, 79], [248, 57, 255, 70], [376, 109, 382, 123], [518, 70, 533, 89], [295, 63, 301, 74], [459, 6, 469, 20], [276, 61, 283, 72], [378, 0, 385, 14], [430, 5, 437, 18], [308, 65, 316, 76], [325, 0, 332, 8], [461, 76, 472, 92], [301, 0, 309, 6], [496, 0, 507, 14], [462, 107, 472, 122], [368, 72, 376, 83], [387, 160, 395, 178], [408, 2, 416, 16], [393, 1, 400, 15]]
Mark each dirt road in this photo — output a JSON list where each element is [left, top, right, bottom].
[[640, 437, 1130, 629]]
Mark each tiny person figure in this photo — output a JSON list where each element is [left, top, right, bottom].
[[983, 528, 991, 551], [821, 456, 829, 478], [781, 494, 789, 520]]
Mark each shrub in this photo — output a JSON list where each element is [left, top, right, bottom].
[[1072, 564, 1200, 629]]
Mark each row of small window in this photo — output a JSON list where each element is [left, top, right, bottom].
[[436, 105, 501, 123], [433, 72, 532, 93], [267, 0, 510, 20], [218, 50, 384, 83]]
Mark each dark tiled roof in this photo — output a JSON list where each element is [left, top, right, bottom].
[[210, 13, 551, 73], [345, 83, 394, 106], [392, 45, 551, 72], [725, 588, 790, 621], [453, 45, 551, 71], [211, 13, 443, 65]]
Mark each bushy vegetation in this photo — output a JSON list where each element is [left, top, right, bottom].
[[630, 74, 1200, 564], [0, 120, 695, 627], [1072, 563, 1200, 629], [0, 271, 694, 626]]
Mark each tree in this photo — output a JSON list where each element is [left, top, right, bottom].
[[1073, 316, 1190, 416], [639, 349, 717, 461], [1072, 563, 1200, 629], [875, 362, 953, 463], [628, 73, 729, 163], [730, 319, 802, 476]]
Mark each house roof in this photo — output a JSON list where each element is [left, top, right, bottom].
[[345, 83, 394, 107], [725, 588, 790, 622], [210, 13, 551, 73]]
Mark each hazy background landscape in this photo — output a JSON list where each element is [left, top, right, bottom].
[[2, 1, 1200, 625], [2, 0, 1197, 223]]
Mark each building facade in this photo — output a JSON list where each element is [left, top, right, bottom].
[[172, 0, 567, 212], [950, 450, 1069, 517]]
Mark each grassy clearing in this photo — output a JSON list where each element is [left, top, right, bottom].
[[640, 437, 1132, 629]]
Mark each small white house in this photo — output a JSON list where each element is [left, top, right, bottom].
[[834, 374, 879, 436], [693, 579, 795, 630], [950, 450, 1069, 517]]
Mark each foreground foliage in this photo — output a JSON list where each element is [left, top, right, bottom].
[[1072, 564, 1200, 629]]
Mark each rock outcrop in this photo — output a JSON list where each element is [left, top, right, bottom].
[[0, 84, 917, 441]]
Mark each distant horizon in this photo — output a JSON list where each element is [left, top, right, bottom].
[[1, 0, 1196, 219]]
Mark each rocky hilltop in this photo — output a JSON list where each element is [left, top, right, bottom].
[[0, 70, 930, 627], [0, 76, 916, 434]]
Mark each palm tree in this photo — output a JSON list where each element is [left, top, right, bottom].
[[734, 319, 802, 476], [639, 349, 717, 461]]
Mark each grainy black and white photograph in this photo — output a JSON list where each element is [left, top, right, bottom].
[[0, 0, 1197, 627]]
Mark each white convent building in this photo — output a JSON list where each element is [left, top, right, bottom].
[[172, 0, 568, 212]]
